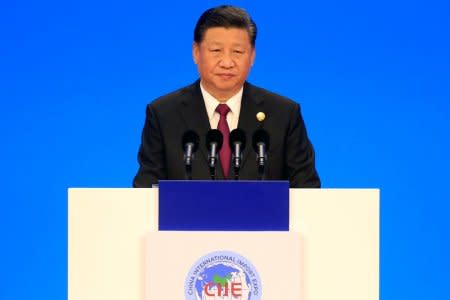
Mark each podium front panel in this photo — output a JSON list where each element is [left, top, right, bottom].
[[146, 232, 302, 300], [68, 188, 379, 300]]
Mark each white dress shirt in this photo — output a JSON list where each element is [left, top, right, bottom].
[[200, 82, 242, 131]]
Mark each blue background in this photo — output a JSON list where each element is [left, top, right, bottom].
[[1, 0, 449, 298]]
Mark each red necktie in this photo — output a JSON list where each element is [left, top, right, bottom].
[[216, 104, 231, 178]]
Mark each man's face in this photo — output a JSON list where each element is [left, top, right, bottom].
[[193, 27, 255, 101]]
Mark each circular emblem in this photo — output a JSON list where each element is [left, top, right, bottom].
[[256, 112, 266, 122], [184, 250, 262, 300]]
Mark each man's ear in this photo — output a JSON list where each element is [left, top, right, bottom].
[[250, 47, 256, 66], [192, 42, 199, 64]]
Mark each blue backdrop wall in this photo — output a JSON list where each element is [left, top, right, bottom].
[[1, 0, 449, 299]]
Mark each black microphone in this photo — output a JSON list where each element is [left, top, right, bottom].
[[181, 130, 199, 180], [252, 129, 270, 180], [229, 128, 246, 180], [206, 129, 223, 179]]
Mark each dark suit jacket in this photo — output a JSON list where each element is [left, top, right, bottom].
[[133, 80, 320, 188]]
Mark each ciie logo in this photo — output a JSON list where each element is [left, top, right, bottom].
[[184, 250, 262, 300]]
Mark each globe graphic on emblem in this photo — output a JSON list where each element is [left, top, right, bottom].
[[185, 251, 261, 300], [195, 262, 251, 299]]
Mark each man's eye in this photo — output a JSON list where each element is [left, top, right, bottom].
[[233, 50, 244, 54], [210, 49, 221, 52]]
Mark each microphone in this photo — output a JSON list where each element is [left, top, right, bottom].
[[181, 130, 199, 180], [252, 129, 270, 180], [206, 129, 223, 179], [229, 128, 246, 180]]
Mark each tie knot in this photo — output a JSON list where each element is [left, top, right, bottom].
[[215, 104, 231, 116]]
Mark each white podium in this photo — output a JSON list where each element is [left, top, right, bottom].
[[68, 188, 379, 300]]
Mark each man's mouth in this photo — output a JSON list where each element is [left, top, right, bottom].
[[217, 73, 235, 80]]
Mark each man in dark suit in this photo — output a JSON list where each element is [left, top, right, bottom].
[[133, 5, 320, 188]]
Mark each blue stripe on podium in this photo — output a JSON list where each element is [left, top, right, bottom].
[[158, 180, 289, 231]]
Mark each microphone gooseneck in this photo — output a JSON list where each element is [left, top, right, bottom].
[[181, 130, 199, 180], [206, 129, 223, 179], [229, 128, 246, 180], [252, 129, 270, 180]]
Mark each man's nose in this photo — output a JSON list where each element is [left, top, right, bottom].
[[219, 53, 234, 68]]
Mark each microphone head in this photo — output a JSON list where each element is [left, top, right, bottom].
[[252, 129, 270, 152], [229, 128, 246, 150], [206, 129, 223, 151], [181, 130, 199, 152]]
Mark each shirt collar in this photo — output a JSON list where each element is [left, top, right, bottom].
[[200, 82, 243, 121]]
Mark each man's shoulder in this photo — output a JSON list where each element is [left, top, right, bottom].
[[245, 82, 299, 108], [149, 81, 199, 109]]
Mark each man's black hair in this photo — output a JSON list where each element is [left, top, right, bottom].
[[194, 5, 257, 46]]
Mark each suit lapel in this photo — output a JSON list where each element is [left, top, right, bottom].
[[178, 81, 211, 164], [238, 82, 264, 170]]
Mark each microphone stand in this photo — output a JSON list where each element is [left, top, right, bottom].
[[233, 142, 242, 180], [209, 155, 217, 180], [184, 142, 194, 180], [257, 142, 266, 180]]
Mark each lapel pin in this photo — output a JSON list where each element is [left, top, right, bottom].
[[256, 112, 266, 122]]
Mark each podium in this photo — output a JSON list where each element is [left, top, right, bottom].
[[68, 185, 379, 300]]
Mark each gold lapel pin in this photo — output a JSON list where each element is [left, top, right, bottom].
[[256, 112, 266, 122]]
